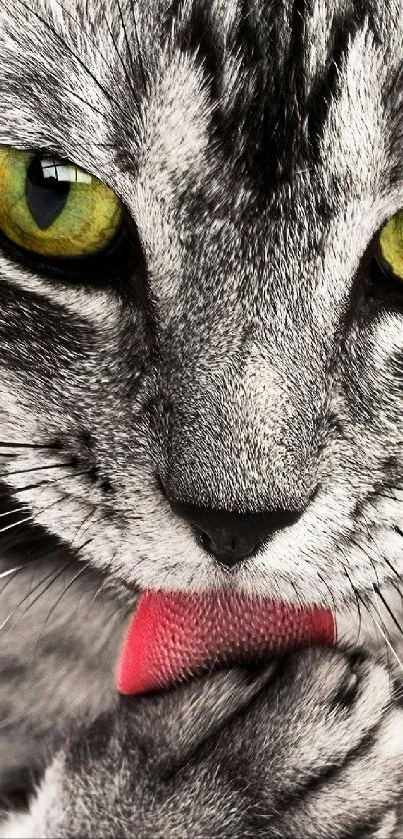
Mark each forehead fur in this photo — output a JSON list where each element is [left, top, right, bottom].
[[0, 1, 401, 168]]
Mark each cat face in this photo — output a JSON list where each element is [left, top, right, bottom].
[[0, 0, 402, 609]]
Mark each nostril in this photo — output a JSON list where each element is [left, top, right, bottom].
[[196, 522, 264, 567], [198, 528, 245, 558], [170, 501, 306, 569], [200, 531, 262, 568]]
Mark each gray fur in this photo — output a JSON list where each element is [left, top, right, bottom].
[[4, 650, 403, 838], [0, 0, 403, 835]]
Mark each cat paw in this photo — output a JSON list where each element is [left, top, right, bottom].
[[127, 647, 403, 838], [10, 648, 403, 839], [248, 647, 403, 838]]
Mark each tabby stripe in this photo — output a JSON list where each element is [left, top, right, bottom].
[[0, 266, 120, 330], [306, 6, 380, 159], [271, 717, 382, 814]]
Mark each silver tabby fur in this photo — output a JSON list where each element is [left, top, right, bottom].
[[1, 0, 403, 836]]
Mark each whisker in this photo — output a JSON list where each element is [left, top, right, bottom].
[[0, 561, 72, 632], [351, 587, 395, 690], [0, 480, 55, 498], [39, 558, 93, 635], [88, 550, 121, 607], [373, 584, 403, 640], [19, 532, 93, 625], [0, 506, 29, 518], [102, 7, 140, 106], [371, 588, 403, 676], [19, 562, 76, 618], [11, 0, 114, 107], [0, 563, 33, 601], [347, 532, 392, 611], [72, 506, 117, 551], [356, 515, 403, 657], [0, 462, 73, 478], [364, 523, 403, 585], [343, 568, 362, 644], [89, 575, 110, 607], [27, 472, 90, 509], [130, 0, 147, 90], [0, 472, 83, 505], [0, 563, 29, 580], [0, 492, 74, 543], [0, 5, 107, 118], [0, 442, 59, 450], [315, 570, 337, 611], [0, 516, 33, 536], [21, 469, 89, 493], [46, 0, 117, 78], [116, 0, 137, 81], [58, 85, 107, 119], [70, 506, 98, 549], [378, 553, 402, 584], [0, 471, 92, 548], [33, 492, 71, 520], [34, 539, 93, 646], [365, 586, 393, 692], [385, 579, 403, 613]]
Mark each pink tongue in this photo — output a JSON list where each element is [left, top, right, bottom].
[[116, 591, 336, 695]]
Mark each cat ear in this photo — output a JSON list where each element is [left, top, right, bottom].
[[121, 662, 277, 768]]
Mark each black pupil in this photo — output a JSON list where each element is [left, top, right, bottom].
[[25, 155, 70, 230]]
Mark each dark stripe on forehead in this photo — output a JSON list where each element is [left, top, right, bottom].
[[170, 0, 222, 100], [169, 0, 299, 187], [381, 57, 403, 188], [167, 0, 383, 191], [306, 2, 382, 158]]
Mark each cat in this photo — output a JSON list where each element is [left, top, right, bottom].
[[1, 0, 403, 835]]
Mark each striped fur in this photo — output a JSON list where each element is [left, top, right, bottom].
[[1, 0, 403, 836]]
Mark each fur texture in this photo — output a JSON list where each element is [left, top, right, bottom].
[[1, 0, 403, 835], [4, 650, 403, 838]]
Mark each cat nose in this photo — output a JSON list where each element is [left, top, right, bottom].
[[171, 502, 302, 568]]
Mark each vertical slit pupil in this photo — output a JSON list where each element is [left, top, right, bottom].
[[25, 155, 71, 230]]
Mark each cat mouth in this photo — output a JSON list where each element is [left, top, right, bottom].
[[116, 590, 336, 695]]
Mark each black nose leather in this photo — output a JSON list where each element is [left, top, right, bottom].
[[171, 502, 302, 568]]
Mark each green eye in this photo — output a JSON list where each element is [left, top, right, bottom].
[[377, 211, 403, 281], [0, 146, 123, 259]]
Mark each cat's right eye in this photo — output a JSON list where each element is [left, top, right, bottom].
[[0, 145, 123, 260], [376, 210, 403, 282]]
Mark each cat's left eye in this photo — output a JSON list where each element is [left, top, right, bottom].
[[0, 146, 123, 260], [376, 210, 403, 282]]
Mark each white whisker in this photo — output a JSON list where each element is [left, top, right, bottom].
[[0, 563, 27, 580], [372, 587, 403, 676]]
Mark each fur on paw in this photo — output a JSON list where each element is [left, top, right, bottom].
[[11, 648, 403, 839]]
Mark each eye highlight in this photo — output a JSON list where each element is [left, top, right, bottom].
[[0, 146, 123, 259], [377, 211, 403, 281]]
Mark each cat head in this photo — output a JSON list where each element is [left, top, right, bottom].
[[0, 0, 402, 610]]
